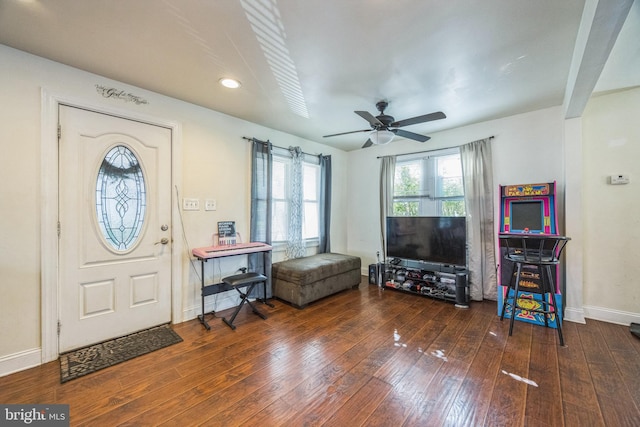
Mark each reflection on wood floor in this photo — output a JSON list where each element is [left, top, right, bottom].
[[1, 276, 639, 426]]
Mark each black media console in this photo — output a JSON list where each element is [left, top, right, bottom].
[[372, 259, 470, 308]]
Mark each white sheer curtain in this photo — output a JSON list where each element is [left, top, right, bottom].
[[460, 138, 497, 301], [285, 146, 306, 259], [379, 156, 396, 261]]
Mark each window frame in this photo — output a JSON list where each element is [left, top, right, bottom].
[[392, 147, 465, 217], [270, 149, 321, 246]]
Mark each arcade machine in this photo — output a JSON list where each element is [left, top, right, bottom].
[[497, 182, 563, 328]]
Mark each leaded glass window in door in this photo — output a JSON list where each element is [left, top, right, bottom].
[[95, 145, 147, 251]]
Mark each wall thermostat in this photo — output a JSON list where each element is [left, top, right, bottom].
[[610, 174, 630, 185]]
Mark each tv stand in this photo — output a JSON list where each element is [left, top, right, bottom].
[[382, 260, 470, 308]]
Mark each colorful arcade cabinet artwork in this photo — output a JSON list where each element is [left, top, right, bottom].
[[497, 182, 563, 328]]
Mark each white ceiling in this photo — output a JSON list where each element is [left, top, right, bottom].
[[0, 0, 638, 151]]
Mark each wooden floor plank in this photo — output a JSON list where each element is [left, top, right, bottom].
[[322, 376, 392, 427], [523, 325, 564, 426], [441, 307, 509, 427], [578, 319, 640, 426], [405, 309, 494, 426], [1, 276, 638, 426], [483, 316, 533, 427], [597, 321, 640, 412]]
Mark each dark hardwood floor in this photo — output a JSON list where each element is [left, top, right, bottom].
[[2, 277, 640, 426]]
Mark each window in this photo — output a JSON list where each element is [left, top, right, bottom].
[[271, 152, 320, 243], [95, 145, 147, 251], [393, 148, 465, 217]]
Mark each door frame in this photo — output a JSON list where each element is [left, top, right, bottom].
[[40, 89, 184, 362]]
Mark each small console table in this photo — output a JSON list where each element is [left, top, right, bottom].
[[192, 242, 273, 330]]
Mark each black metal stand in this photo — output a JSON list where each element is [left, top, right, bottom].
[[221, 272, 268, 330], [198, 258, 215, 330], [498, 234, 570, 346], [193, 243, 273, 331]]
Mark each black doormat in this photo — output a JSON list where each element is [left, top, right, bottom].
[[59, 324, 182, 383]]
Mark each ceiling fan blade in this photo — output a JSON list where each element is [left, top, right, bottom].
[[362, 139, 374, 148], [392, 129, 431, 142], [355, 111, 384, 127], [391, 111, 446, 128], [323, 129, 371, 138]]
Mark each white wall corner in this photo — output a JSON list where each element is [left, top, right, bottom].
[[563, 118, 585, 324]]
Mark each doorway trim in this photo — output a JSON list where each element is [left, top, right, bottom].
[[41, 89, 184, 363]]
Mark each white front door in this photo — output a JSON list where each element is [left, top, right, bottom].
[[58, 105, 172, 352]]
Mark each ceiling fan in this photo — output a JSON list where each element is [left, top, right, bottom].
[[323, 101, 446, 148]]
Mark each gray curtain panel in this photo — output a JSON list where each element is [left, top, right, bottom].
[[249, 139, 273, 298], [318, 154, 332, 253], [460, 137, 497, 301]]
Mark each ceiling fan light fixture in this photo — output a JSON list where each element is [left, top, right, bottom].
[[370, 129, 394, 145], [219, 77, 241, 89]]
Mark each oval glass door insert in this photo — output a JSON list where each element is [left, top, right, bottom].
[[95, 145, 147, 251]]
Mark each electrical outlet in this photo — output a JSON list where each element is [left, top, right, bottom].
[[183, 198, 200, 211], [205, 199, 217, 211]]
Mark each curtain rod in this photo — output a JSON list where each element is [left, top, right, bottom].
[[376, 135, 494, 159], [242, 136, 323, 158]]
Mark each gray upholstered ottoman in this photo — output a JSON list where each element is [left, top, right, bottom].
[[271, 253, 362, 308]]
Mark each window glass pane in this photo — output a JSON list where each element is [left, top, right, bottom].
[[393, 201, 419, 216], [436, 154, 463, 197], [303, 201, 319, 239], [441, 199, 466, 217], [272, 200, 287, 241], [303, 164, 318, 201], [394, 161, 421, 196], [272, 160, 286, 199], [95, 145, 146, 251]]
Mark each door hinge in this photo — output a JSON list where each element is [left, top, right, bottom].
[[57, 124, 61, 140], [57, 221, 61, 238], [57, 321, 61, 336]]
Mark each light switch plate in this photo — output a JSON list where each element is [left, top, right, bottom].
[[183, 198, 200, 210]]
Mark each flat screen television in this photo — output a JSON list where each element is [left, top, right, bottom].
[[386, 216, 467, 267]]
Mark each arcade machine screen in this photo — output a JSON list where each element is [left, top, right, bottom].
[[510, 201, 544, 233]]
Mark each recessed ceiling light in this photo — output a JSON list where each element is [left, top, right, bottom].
[[219, 78, 241, 89]]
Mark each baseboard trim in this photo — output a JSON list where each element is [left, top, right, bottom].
[[0, 348, 41, 378], [583, 305, 640, 326], [564, 307, 586, 324]]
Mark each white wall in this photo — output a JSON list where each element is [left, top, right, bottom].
[[582, 87, 640, 324], [0, 45, 349, 374]]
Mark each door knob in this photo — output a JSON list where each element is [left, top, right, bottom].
[[155, 238, 169, 245]]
